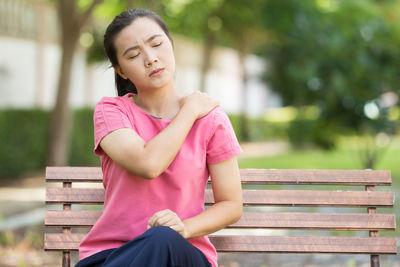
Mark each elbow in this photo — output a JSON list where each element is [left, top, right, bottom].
[[135, 160, 163, 180], [233, 202, 243, 223], [227, 200, 243, 224]]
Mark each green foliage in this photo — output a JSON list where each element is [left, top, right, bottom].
[[287, 119, 337, 149], [69, 108, 100, 166], [0, 109, 50, 178], [0, 108, 99, 179], [228, 114, 288, 142], [162, 0, 225, 40], [261, 0, 400, 144]]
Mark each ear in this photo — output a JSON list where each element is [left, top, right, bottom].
[[114, 65, 128, 79]]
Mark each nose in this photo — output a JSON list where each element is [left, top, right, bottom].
[[144, 49, 158, 67]]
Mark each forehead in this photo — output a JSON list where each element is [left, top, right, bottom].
[[114, 17, 165, 47]]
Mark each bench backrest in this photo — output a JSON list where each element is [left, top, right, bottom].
[[44, 167, 397, 266]]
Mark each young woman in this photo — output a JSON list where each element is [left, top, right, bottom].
[[76, 9, 242, 267]]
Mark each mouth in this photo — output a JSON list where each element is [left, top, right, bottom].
[[149, 68, 165, 77]]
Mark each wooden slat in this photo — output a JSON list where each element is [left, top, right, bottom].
[[230, 212, 396, 230], [44, 233, 397, 254], [46, 166, 103, 182], [45, 210, 396, 231], [239, 169, 392, 185], [46, 188, 394, 207], [209, 236, 398, 254], [46, 167, 392, 185], [45, 233, 86, 250], [46, 188, 104, 204], [206, 190, 394, 207], [45, 210, 103, 226]]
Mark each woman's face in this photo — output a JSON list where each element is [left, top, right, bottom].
[[114, 17, 175, 92]]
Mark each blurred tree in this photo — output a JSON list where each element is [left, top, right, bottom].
[[261, 0, 400, 154], [217, 0, 268, 141], [162, 0, 226, 93], [164, 0, 268, 141], [47, 0, 103, 166]]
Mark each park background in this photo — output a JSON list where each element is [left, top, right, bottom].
[[0, 0, 399, 266]]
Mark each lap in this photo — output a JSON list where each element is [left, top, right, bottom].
[[76, 226, 212, 267]]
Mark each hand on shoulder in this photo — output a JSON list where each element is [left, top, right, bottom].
[[180, 91, 219, 119]]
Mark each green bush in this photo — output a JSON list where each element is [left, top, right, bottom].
[[228, 114, 288, 142], [287, 119, 314, 148], [0, 108, 99, 179], [287, 119, 337, 149], [0, 109, 50, 178], [69, 108, 99, 166]]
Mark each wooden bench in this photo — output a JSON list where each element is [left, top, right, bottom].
[[44, 167, 397, 267]]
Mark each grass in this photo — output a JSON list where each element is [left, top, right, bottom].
[[238, 136, 400, 188]]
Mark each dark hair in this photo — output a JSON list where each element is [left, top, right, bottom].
[[104, 9, 172, 96]]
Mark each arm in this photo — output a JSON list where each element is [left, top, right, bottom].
[[99, 92, 218, 179], [148, 156, 243, 238]]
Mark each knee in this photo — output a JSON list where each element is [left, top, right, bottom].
[[147, 226, 181, 240], [146, 226, 184, 247]]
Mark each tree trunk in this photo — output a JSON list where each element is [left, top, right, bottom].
[[47, 0, 101, 166], [238, 50, 250, 142], [47, 32, 79, 166]]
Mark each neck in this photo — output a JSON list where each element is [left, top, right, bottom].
[[134, 84, 180, 120]]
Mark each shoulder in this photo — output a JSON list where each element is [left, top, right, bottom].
[[204, 106, 232, 131], [94, 94, 133, 113], [95, 95, 125, 108], [196, 106, 234, 140], [198, 106, 229, 125]]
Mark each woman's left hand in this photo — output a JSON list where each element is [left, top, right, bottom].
[[147, 209, 189, 238]]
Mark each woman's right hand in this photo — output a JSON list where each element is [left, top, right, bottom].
[[180, 91, 219, 119]]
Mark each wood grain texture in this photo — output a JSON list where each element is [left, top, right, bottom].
[[44, 233, 397, 254], [46, 188, 104, 204], [46, 188, 394, 207], [209, 236, 398, 254], [45, 167, 392, 185], [45, 210, 396, 230], [229, 212, 396, 230], [205, 190, 394, 207]]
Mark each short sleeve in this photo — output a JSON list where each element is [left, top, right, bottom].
[[93, 97, 132, 156], [206, 108, 242, 164]]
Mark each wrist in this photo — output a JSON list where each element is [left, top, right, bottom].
[[179, 105, 197, 121], [182, 220, 192, 239]]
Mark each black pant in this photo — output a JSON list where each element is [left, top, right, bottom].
[[75, 226, 212, 267]]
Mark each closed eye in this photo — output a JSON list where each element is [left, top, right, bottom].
[[153, 42, 162, 47], [128, 53, 140, 59]]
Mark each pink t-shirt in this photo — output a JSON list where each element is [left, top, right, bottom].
[[79, 93, 242, 267]]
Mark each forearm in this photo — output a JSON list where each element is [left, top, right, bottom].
[[182, 200, 242, 239], [141, 107, 197, 178]]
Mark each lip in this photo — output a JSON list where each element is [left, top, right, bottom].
[[149, 68, 164, 77]]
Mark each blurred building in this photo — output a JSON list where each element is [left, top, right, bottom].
[[0, 0, 280, 116]]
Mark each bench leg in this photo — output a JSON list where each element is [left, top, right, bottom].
[[63, 251, 70, 267], [371, 255, 379, 267]]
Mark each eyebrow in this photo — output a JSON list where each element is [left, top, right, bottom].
[[122, 34, 163, 56]]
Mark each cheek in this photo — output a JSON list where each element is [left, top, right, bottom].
[[123, 61, 144, 78], [164, 47, 176, 69]]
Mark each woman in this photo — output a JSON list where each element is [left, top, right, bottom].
[[76, 9, 242, 267]]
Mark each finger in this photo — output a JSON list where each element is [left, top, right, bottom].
[[153, 211, 178, 226], [155, 215, 178, 227], [148, 209, 173, 227]]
